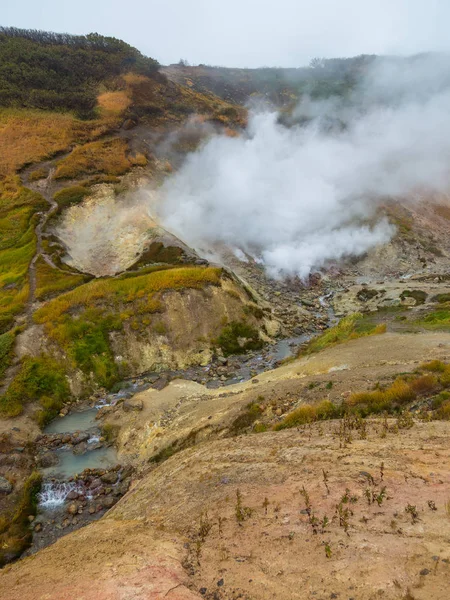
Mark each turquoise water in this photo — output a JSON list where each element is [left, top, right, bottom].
[[42, 446, 118, 479], [44, 409, 98, 434]]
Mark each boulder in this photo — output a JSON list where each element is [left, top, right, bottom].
[[100, 471, 119, 485], [122, 398, 143, 412], [102, 496, 116, 509], [38, 452, 60, 468], [0, 475, 13, 494]]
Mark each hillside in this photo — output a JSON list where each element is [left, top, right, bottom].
[[1, 26, 450, 599], [162, 56, 375, 106]]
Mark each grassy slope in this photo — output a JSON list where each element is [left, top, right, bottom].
[[0, 28, 246, 399]]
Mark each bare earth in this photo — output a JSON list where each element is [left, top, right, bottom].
[[1, 331, 450, 599]]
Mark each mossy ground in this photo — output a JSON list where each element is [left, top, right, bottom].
[[0, 471, 42, 567], [0, 355, 70, 423]]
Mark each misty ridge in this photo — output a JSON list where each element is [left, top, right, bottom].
[[148, 53, 450, 279]]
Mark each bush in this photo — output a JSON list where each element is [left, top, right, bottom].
[[0, 355, 70, 419], [400, 290, 427, 305], [302, 313, 386, 355], [274, 400, 341, 430], [53, 186, 89, 211], [217, 321, 263, 356], [0, 471, 42, 566]]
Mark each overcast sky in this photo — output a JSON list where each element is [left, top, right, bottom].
[[3, 0, 449, 67]]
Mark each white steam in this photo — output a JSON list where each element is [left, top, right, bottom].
[[153, 56, 450, 278]]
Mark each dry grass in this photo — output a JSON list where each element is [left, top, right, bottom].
[[0, 108, 117, 176], [302, 313, 386, 355], [35, 257, 88, 300], [54, 138, 147, 180], [35, 266, 222, 326], [0, 177, 45, 331], [97, 90, 131, 115]]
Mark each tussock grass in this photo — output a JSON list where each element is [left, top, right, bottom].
[[54, 138, 147, 180], [275, 364, 450, 430], [301, 313, 386, 355], [53, 185, 90, 211], [0, 108, 116, 176], [0, 471, 42, 567], [35, 257, 88, 300], [415, 309, 450, 329], [0, 329, 16, 382], [32, 267, 222, 388], [275, 400, 340, 430], [35, 266, 221, 324], [0, 177, 45, 331], [0, 355, 70, 420]]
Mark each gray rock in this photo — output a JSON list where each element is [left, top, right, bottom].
[[72, 442, 88, 455], [102, 496, 116, 509], [122, 398, 143, 412], [100, 471, 119, 485], [38, 452, 60, 468], [0, 475, 13, 494]]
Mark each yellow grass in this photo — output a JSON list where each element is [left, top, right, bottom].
[[54, 138, 147, 180], [97, 91, 131, 115], [0, 108, 118, 176], [35, 258, 87, 300], [34, 266, 222, 325]]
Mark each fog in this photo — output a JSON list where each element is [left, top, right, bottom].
[[152, 56, 450, 278]]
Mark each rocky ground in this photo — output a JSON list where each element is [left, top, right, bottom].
[[1, 417, 449, 600]]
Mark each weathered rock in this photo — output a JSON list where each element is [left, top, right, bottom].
[[38, 452, 60, 468], [122, 398, 143, 412], [102, 496, 116, 509], [72, 442, 88, 455], [66, 490, 79, 501], [0, 475, 13, 494], [100, 472, 118, 485], [67, 503, 78, 515]]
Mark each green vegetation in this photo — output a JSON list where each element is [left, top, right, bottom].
[[301, 313, 386, 355], [54, 138, 147, 180], [275, 400, 340, 430], [217, 321, 263, 356], [415, 309, 450, 329], [32, 267, 221, 389], [275, 363, 450, 430], [35, 257, 88, 300], [431, 293, 450, 303], [0, 355, 70, 423], [53, 185, 90, 211], [0, 471, 42, 566], [230, 402, 263, 434], [400, 289, 427, 305], [0, 177, 46, 332], [0, 27, 158, 117], [0, 329, 16, 382]]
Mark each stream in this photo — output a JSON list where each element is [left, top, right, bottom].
[[30, 293, 337, 554]]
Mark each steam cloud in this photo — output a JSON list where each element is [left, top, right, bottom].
[[153, 55, 450, 278]]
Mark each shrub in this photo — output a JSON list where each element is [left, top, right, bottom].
[[400, 290, 427, 305], [346, 379, 416, 415], [53, 186, 89, 211], [409, 374, 439, 395], [230, 402, 263, 434], [217, 321, 263, 356], [0, 471, 42, 566], [421, 360, 446, 372], [302, 313, 386, 355], [437, 401, 450, 420], [274, 400, 341, 430], [0, 355, 70, 419]]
